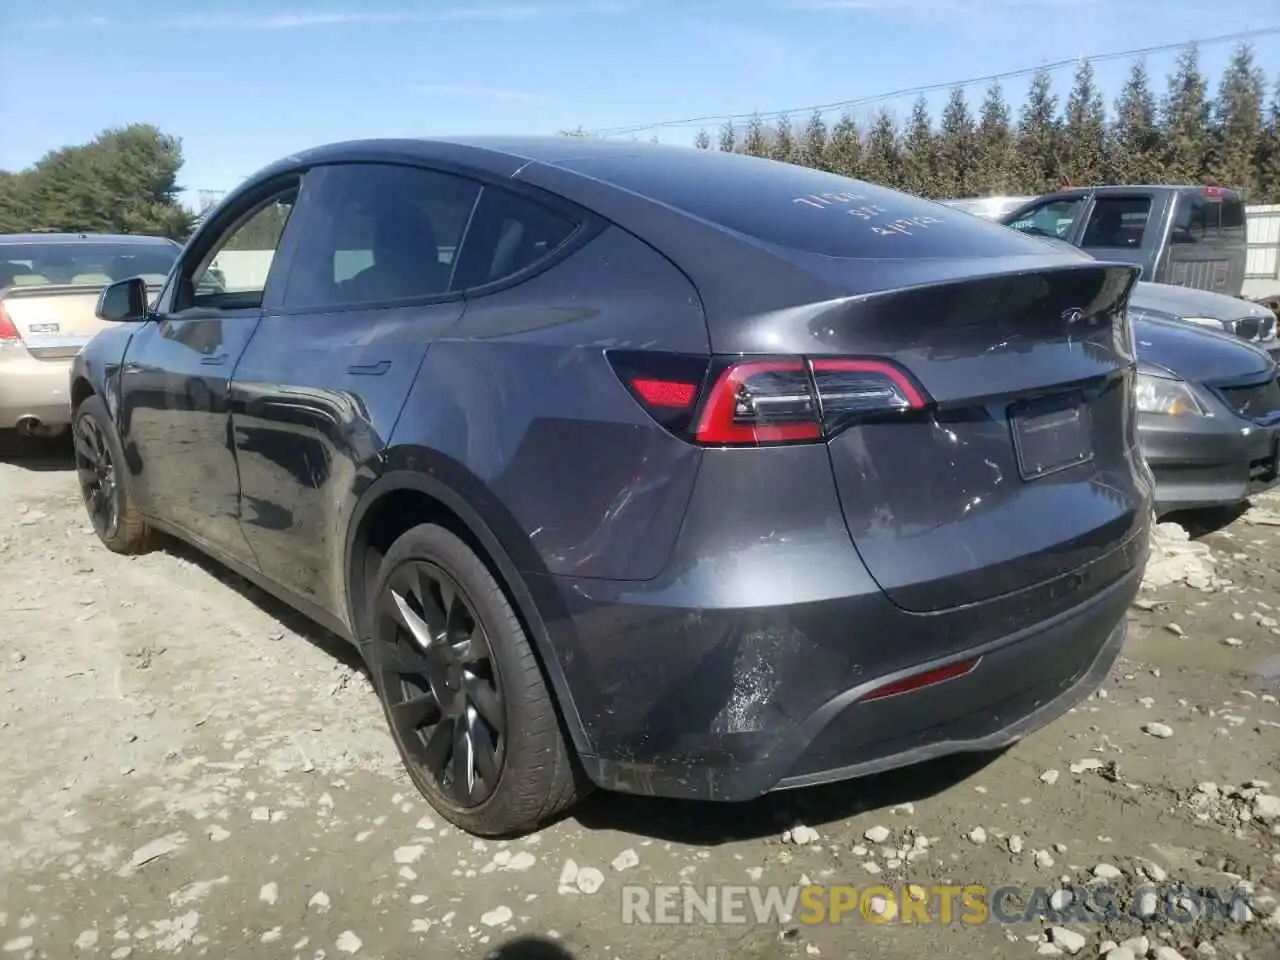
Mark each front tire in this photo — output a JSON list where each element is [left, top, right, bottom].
[[73, 395, 150, 554], [368, 523, 582, 836]]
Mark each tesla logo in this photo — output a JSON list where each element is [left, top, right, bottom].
[[1061, 308, 1086, 324]]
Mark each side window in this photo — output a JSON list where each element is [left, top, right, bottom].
[[1081, 196, 1151, 249], [1172, 195, 1247, 245], [450, 186, 579, 291], [282, 164, 482, 310], [181, 190, 297, 310], [1008, 198, 1085, 240]]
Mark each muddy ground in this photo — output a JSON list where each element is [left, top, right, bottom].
[[1, 437, 1278, 960]]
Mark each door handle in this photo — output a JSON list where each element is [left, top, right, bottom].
[[347, 360, 391, 376], [201, 353, 229, 366]]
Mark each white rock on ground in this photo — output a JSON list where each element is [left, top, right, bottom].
[[1008, 835, 1025, 854], [335, 931, 362, 954], [575, 866, 605, 895], [1142, 722, 1174, 739], [1105, 949, 1137, 960], [1041, 769, 1061, 785], [1070, 759, 1105, 774], [1142, 521, 1219, 590], [611, 849, 639, 872], [967, 826, 987, 844], [863, 825, 891, 843], [480, 906, 513, 928], [1253, 794, 1280, 821], [1120, 936, 1149, 956], [258, 882, 278, 905], [1093, 863, 1123, 880], [1049, 926, 1086, 955], [783, 825, 820, 845]]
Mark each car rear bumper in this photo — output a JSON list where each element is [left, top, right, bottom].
[[0, 349, 72, 428], [1139, 411, 1279, 513], [528, 527, 1146, 803]]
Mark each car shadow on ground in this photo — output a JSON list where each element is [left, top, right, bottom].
[[484, 937, 577, 959], [1163, 503, 1252, 538], [0, 431, 75, 472], [154, 529, 1004, 844]]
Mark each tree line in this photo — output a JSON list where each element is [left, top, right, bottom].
[[4, 42, 1278, 243], [616, 44, 1280, 204], [0, 124, 192, 238]]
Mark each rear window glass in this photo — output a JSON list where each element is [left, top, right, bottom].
[[1172, 193, 1247, 245], [0, 241, 178, 288], [551, 151, 1041, 259], [1081, 196, 1151, 249]]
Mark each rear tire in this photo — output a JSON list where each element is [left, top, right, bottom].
[[367, 523, 582, 836], [73, 395, 150, 554]]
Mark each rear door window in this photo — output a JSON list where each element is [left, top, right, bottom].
[[1171, 192, 1247, 245], [281, 163, 482, 310], [549, 150, 1042, 259], [449, 186, 579, 292], [1080, 196, 1151, 249]]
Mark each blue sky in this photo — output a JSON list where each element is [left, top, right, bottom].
[[3, 0, 1279, 206]]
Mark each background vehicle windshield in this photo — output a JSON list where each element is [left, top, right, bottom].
[[0, 240, 178, 288]]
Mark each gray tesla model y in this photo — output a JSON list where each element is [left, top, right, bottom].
[[75, 137, 1152, 835]]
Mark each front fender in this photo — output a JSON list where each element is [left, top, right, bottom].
[[72, 323, 142, 424]]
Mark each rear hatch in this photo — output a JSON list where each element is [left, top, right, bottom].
[[1160, 188, 1247, 297], [0, 286, 116, 360], [536, 149, 1150, 613], [792, 260, 1146, 611]]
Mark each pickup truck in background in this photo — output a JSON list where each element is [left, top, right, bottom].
[[996, 185, 1251, 298], [0, 233, 180, 437]]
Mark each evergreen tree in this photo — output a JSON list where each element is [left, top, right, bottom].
[[718, 121, 737, 154], [19, 124, 192, 237], [974, 83, 1016, 195], [800, 110, 829, 170], [1013, 69, 1061, 194], [743, 113, 769, 158], [900, 96, 937, 198], [862, 109, 903, 189], [936, 86, 977, 198], [1110, 59, 1164, 184], [1160, 44, 1211, 184], [1260, 79, 1280, 203], [693, 128, 712, 150], [825, 112, 863, 179], [1208, 43, 1266, 196], [1061, 59, 1107, 186], [772, 115, 797, 163]]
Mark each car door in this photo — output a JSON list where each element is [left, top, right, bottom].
[[228, 162, 483, 618], [1077, 192, 1163, 279], [119, 177, 301, 564]]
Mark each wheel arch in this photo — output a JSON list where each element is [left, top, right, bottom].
[[343, 468, 594, 759]]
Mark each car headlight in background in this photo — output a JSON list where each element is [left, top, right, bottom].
[[1135, 372, 1209, 416], [1179, 316, 1228, 331]]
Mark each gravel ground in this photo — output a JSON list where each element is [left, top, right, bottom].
[[1, 437, 1278, 960]]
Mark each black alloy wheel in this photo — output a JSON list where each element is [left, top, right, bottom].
[[74, 412, 120, 541], [374, 559, 507, 808]]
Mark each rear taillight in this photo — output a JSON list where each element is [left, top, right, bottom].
[[607, 350, 929, 447], [0, 303, 19, 342]]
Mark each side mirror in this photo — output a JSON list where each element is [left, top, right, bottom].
[[96, 276, 150, 323]]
